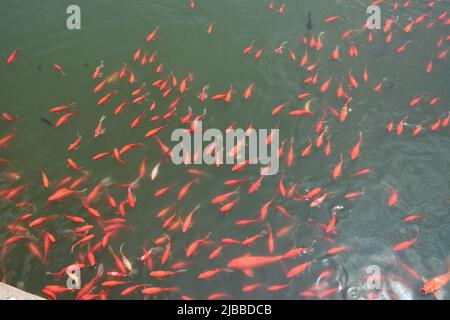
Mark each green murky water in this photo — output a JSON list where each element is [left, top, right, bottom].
[[0, 0, 449, 299]]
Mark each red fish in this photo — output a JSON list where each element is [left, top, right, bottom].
[[393, 232, 419, 251], [227, 255, 285, 275], [53, 64, 66, 76], [243, 41, 255, 55], [331, 46, 340, 61], [244, 82, 255, 100], [7, 48, 19, 64], [422, 267, 450, 295], [387, 187, 398, 207], [350, 131, 363, 160], [182, 205, 200, 233], [55, 111, 78, 127], [178, 178, 199, 200], [332, 154, 344, 180], [40, 168, 50, 189], [97, 91, 116, 106], [146, 26, 160, 42], [286, 260, 315, 279]]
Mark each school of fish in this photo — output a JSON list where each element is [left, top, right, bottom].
[[0, 0, 449, 300]]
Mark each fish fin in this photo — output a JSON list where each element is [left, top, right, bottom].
[[242, 269, 254, 277]]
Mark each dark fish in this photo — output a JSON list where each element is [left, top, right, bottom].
[[306, 12, 313, 30], [40, 117, 54, 127]]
